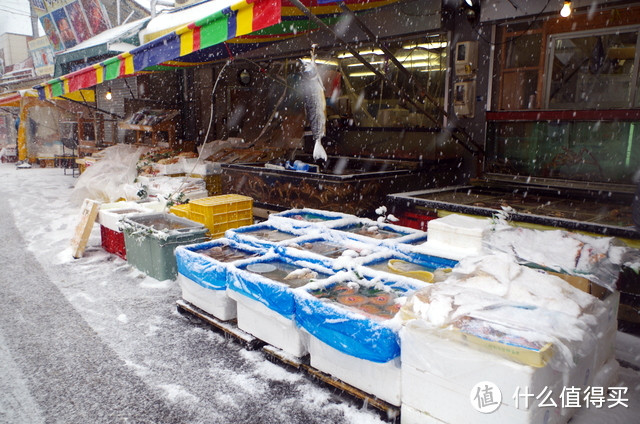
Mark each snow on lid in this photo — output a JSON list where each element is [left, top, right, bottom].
[[428, 213, 492, 233]]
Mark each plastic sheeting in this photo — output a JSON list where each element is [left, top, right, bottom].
[[399, 253, 606, 372], [71, 144, 148, 205], [486, 224, 630, 291], [227, 255, 333, 319]]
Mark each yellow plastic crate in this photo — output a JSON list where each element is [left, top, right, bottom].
[[188, 195, 253, 236], [169, 203, 192, 219]]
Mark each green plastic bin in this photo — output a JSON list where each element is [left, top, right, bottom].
[[122, 212, 209, 281]]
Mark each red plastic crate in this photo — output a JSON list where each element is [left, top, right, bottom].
[[396, 211, 438, 231], [100, 225, 127, 260]]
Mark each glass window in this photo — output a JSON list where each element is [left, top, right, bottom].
[[546, 29, 639, 109]]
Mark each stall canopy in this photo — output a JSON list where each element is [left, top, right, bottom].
[[0, 89, 96, 161], [34, 0, 398, 99]]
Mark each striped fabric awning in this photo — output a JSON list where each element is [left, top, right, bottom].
[[34, 0, 281, 100], [146, 0, 398, 71]]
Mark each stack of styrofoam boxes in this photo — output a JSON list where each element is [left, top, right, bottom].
[[398, 268, 618, 424], [400, 319, 567, 424], [414, 213, 492, 261], [97, 202, 152, 259], [550, 273, 621, 405], [184, 160, 223, 196], [174, 239, 266, 321], [294, 270, 428, 407], [226, 253, 334, 358]]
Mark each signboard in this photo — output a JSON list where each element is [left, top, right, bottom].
[[32, 0, 111, 52], [28, 36, 55, 76]]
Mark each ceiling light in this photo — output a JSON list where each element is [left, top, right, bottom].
[[560, 1, 571, 18]]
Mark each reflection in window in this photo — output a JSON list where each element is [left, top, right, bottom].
[[486, 120, 640, 184], [547, 30, 638, 109], [335, 34, 448, 128]]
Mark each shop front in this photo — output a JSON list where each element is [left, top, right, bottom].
[[391, 1, 640, 244]]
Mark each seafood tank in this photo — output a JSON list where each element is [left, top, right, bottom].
[[388, 176, 640, 240], [307, 282, 402, 320], [221, 154, 454, 216], [238, 259, 330, 288]]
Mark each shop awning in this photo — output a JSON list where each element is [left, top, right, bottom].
[[34, 0, 281, 100], [34, 0, 398, 99], [1, 89, 96, 106]]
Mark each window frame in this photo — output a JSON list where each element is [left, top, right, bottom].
[[543, 24, 640, 109]]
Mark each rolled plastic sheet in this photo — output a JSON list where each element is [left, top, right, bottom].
[[225, 221, 319, 249], [227, 254, 334, 319], [175, 238, 266, 290]]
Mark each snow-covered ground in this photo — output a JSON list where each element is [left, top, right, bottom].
[[0, 162, 639, 423]]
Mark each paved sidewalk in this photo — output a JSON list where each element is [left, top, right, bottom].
[[0, 198, 191, 424]]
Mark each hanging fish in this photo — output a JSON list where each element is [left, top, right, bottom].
[[302, 51, 328, 162]]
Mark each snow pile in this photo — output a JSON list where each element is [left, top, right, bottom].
[[400, 253, 605, 371], [487, 224, 628, 290]]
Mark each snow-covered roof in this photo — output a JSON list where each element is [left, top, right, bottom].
[[139, 0, 238, 42], [63, 18, 151, 54]]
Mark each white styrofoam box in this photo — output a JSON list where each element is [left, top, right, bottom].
[[595, 328, 617, 371], [400, 321, 562, 410], [268, 208, 354, 229], [401, 403, 447, 424], [98, 204, 151, 232], [402, 364, 564, 424], [592, 290, 619, 369], [227, 289, 308, 357], [307, 333, 401, 406], [154, 162, 183, 175], [591, 358, 619, 390], [181, 158, 222, 175], [177, 273, 236, 321], [415, 214, 492, 260]]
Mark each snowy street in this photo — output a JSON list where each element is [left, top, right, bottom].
[[1, 163, 639, 423]]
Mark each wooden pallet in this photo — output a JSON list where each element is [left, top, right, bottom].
[[176, 298, 400, 421], [175, 299, 263, 350]]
